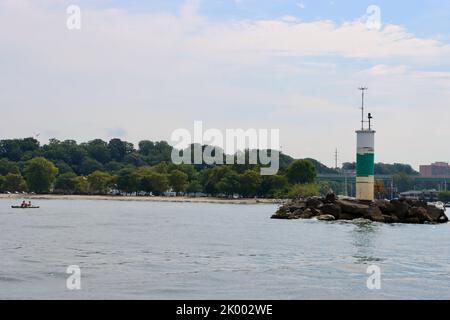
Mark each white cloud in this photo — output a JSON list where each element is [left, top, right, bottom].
[[0, 0, 449, 168], [362, 65, 409, 76], [296, 2, 306, 9]]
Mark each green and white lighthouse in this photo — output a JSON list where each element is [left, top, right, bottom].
[[356, 87, 375, 202]]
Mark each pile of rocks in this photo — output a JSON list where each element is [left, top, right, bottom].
[[271, 193, 449, 224]]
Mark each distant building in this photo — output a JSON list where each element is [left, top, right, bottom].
[[419, 162, 450, 178]]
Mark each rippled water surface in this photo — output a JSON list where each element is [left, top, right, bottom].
[[0, 199, 449, 299]]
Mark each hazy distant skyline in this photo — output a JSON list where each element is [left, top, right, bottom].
[[1, 0, 450, 169]]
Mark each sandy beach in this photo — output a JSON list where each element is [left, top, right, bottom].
[[0, 193, 285, 205]]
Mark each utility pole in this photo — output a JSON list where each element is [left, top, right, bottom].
[[335, 148, 339, 170], [390, 178, 394, 200]]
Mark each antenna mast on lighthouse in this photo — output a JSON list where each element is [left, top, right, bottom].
[[358, 87, 368, 130]]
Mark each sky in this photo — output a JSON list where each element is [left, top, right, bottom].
[[1, 0, 450, 169]]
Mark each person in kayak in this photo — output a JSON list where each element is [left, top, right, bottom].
[[21, 201, 27, 208], [28, 201, 32, 207]]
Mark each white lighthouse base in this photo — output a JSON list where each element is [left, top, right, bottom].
[[356, 176, 375, 202]]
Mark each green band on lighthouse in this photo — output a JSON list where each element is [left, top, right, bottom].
[[356, 153, 374, 177]]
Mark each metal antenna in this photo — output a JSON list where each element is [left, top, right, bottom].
[[358, 87, 368, 130], [368, 113, 373, 131]]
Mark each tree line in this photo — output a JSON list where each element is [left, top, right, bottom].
[[0, 138, 322, 198]]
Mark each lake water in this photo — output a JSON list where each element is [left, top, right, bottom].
[[0, 199, 449, 300]]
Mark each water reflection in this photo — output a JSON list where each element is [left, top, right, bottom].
[[351, 221, 383, 264]]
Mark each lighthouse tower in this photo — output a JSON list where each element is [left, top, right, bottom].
[[356, 88, 375, 202]]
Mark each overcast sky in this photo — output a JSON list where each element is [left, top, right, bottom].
[[1, 0, 450, 169]]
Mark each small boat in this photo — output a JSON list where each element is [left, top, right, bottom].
[[11, 206, 40, 209]]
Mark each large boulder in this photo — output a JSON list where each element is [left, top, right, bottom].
[[298, 208, 316, 219], [390, 199, 410, 220], [375, 199, 396, 215], [408, 207, 431, 223], [271, 212, 289, 219], [325, 193, 338, 203], [320, 203, 341, 219], [306, 197, 323, 209], [336, 199, 370, 217], [382, 215, 400, 224], [406, 199, 428, 209], [426, 205, 448, 223], [363, 206, 385, 222], [405, 217, 421, 224], [288, 202, 307, 212]]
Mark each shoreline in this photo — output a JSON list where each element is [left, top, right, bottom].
[[0, 194, 285, 205]]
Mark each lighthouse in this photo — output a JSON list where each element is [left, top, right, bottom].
[[356, 88, 375, 202]]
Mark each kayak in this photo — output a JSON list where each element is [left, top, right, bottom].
[[11, 206, 40, 209]]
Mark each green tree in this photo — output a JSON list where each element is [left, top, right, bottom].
[[55, 161, 74, 174], [286, 160, 316, 184], [142, 141, 173, 165], [0, 138, 39, 161], [54, 172, 77, 194], [0, 175, 5, 192], [124, 153, 146, 167], [84, 139, 111, 164], [186, 179, 203, 193], [201, 166, 232, 195], [42, 139, 87, 167], [152, 162, 169, 174], [260, 175, 289, 197], [104, 161, 125, 173], [138, 140, 155, 156], [24, 157, 58, 193], [139, 172, 169, 195], [108, 139, 134, 162], [169, 170, 189, 193], [216, 170, 241, 196], [3, 173, 27, 192], [87, 171, 113, 194], [174, 164, 198, 180], [239, 170, 262, 197], [0, 158, 20, 175], [393, 173, 414, 192], [73, 176, 89, 194], [78, 158, 104, 175], [288, 183, 320, 198], [438, 191, 450, 202], [117, 168, 140, 194]]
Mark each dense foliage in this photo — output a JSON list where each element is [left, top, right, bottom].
[[438, 191, 450, 202], [0, 138, 318, 197]]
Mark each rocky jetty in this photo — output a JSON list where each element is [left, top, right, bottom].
[[271, 194, 449, 224]]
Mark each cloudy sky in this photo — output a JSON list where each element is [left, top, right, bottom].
[[1, 0, 450, 169]]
